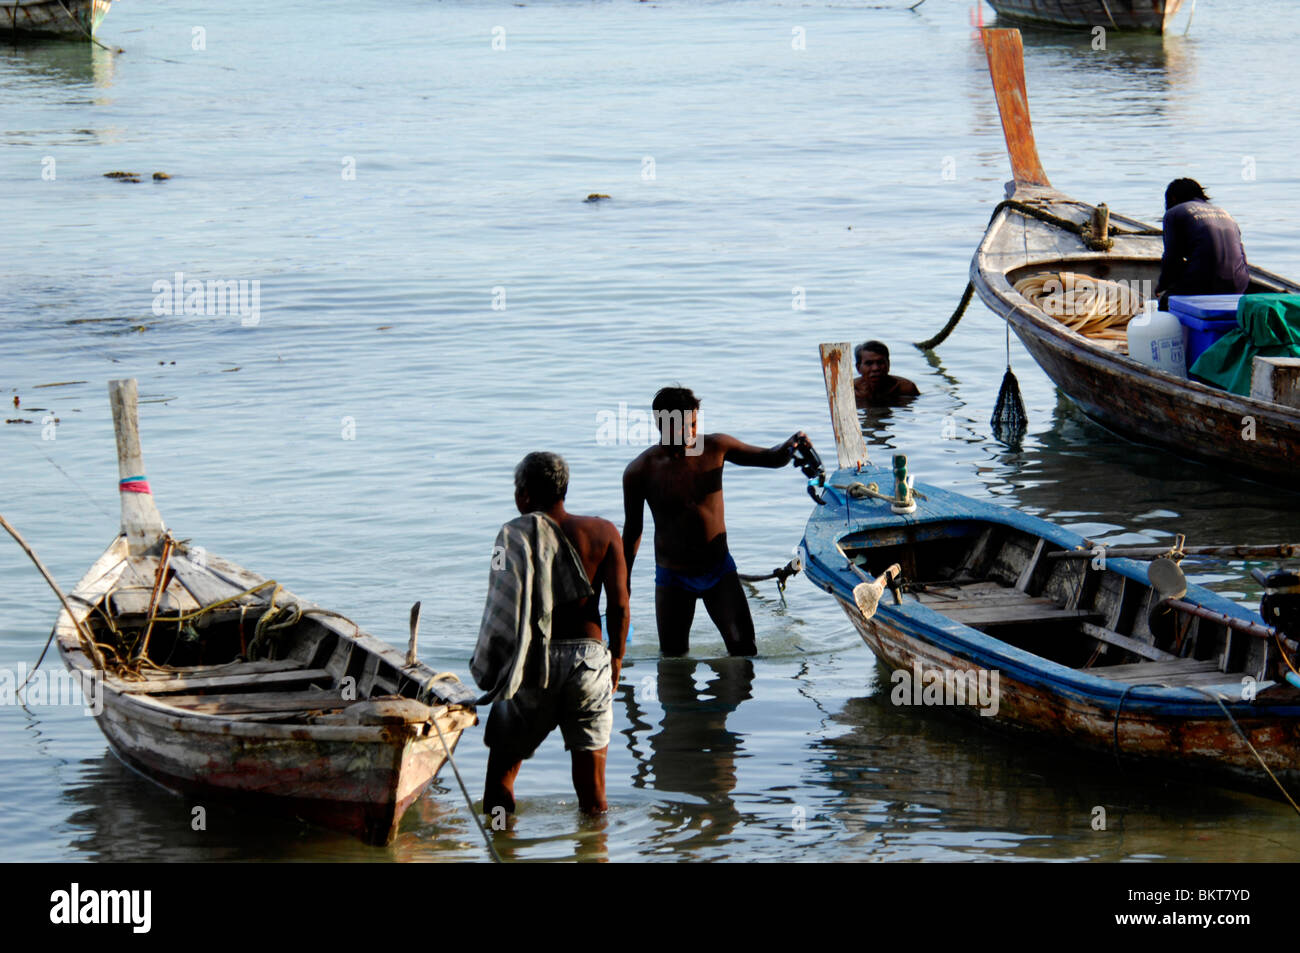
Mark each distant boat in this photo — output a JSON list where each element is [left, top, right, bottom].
[[53, 379, 479, 844], [1, 0, 111, 39], [802, 342, 1300, 800], [970, 29, 1300, 486], [985, 0, 1186, 33]]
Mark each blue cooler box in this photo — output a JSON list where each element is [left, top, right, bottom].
[[1168, 294, 1242, 367]]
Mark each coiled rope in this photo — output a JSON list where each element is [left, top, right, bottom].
[[914, 198, 1163, 350]]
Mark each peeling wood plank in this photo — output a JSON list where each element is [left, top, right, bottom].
[[124, 667, 332, 695], [1079, 622, 1176, 662]]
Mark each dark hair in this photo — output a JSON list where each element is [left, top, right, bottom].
[[514, 451, 568, 508], [854, 341, 890, 365], [1165, 177, 1210, 210], [651, 386, 699, 433]]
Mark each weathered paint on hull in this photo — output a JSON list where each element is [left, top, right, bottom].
[[1006, 307, 1300, 482], [97, 692, 477, 845], [840, 600, 1300, 795], [986, 0, 1183, 32], [0, 0, 110, 38], [971, 185, 1300, 487]]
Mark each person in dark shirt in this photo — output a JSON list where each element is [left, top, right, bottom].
[[1155, 178, 1249, 309], [853, 341, 919, 406]]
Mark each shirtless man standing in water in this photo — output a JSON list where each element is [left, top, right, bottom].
[[481, 452, 629, 816], [622, 386, 812, 657]]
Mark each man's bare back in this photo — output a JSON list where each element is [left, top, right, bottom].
[[481, 452, 628, 818], [553, 512, 626, 659]]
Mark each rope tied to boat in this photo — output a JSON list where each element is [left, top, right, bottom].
[[1189, 687, 1300, 817], [913, 198, 1163, 350], [1113, 682, 1300, 817], [737, 557, 803, 604], [247, 599, 303, 662]]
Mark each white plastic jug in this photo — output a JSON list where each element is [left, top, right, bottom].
[[1127, 300, 1187, 377]]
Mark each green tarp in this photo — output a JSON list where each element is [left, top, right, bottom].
[[1189, 294, 1300, 395]]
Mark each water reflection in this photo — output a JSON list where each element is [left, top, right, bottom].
[[814, 666, 1300, 861], [0, 36, 115, 89], [1003, 16, 1197, 93], [622, 657, 755, 854]]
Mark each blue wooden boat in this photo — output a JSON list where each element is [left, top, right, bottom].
[[800, 343, 1300, 799]]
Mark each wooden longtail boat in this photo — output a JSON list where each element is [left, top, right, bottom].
[[1, 0, 110, 38], [984, 0, 1186, 33], [970, 29, 1300, 486], [52, 380, 478, 845], [801, 343, 1300, 799]]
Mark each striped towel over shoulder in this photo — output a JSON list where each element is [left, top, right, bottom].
[[470, 512, 594, 705]]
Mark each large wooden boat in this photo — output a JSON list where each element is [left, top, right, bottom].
[[53, 380, 478, 845], [985, 0, 1186, 33], [970, 29, 1300, 486], [1, 0, 110, 38], [801, 343, 1300, 799]]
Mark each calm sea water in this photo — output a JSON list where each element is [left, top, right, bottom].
[[3, 0, 1299, 862]]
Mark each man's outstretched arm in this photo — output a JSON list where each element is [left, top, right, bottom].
[[718, 431, 811, 468]]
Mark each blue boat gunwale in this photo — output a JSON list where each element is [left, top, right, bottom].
[[802, 464, 1298, 718]]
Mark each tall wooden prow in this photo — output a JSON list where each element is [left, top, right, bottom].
[[108, 379, 166, 556], [981, 28, 1051, 193], [819, 343, 869, 470]]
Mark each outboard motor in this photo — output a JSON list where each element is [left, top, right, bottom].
[[1255, 568, 1300, 641], [792, 441, 826, 504]]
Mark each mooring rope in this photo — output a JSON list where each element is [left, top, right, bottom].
[[1189, 687, 1300, 817], [431, 717, 503, 863], [1112, 680, 1300, 816]]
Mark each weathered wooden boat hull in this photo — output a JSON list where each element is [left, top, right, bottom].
[[971, 31, 1300, 486], [1, 0, 110, 38], [842, 600, 1300, 793], [99, 698, 474, 845], [55, 535, 479, 845], [802, 465, 1300, 798], [986, 0, 1184, 32], [52, 380, 480, 845], [973, 215, 1300, 482]]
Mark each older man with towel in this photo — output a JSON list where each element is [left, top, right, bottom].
[[472, 451, 629, 817]]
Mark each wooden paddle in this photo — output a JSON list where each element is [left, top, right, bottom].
[[982, 29, 1051, 190], [850, 563, 902, 620]]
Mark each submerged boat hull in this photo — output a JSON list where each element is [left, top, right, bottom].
[[986, 0, 1184, 33], [1, 0, 111, 38]]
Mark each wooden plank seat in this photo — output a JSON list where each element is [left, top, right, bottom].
[[123, 667, 333, 695], [152, 688, 355, 716], [1080, 658, 1222, 684], [917, 580, 1100, 627], [148, 659, 308, 676], [938, 602, 1099, 627], [1079, 622, 1177, 662]]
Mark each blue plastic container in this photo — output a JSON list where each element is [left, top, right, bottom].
[[1169, 295, 1242, 367]]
